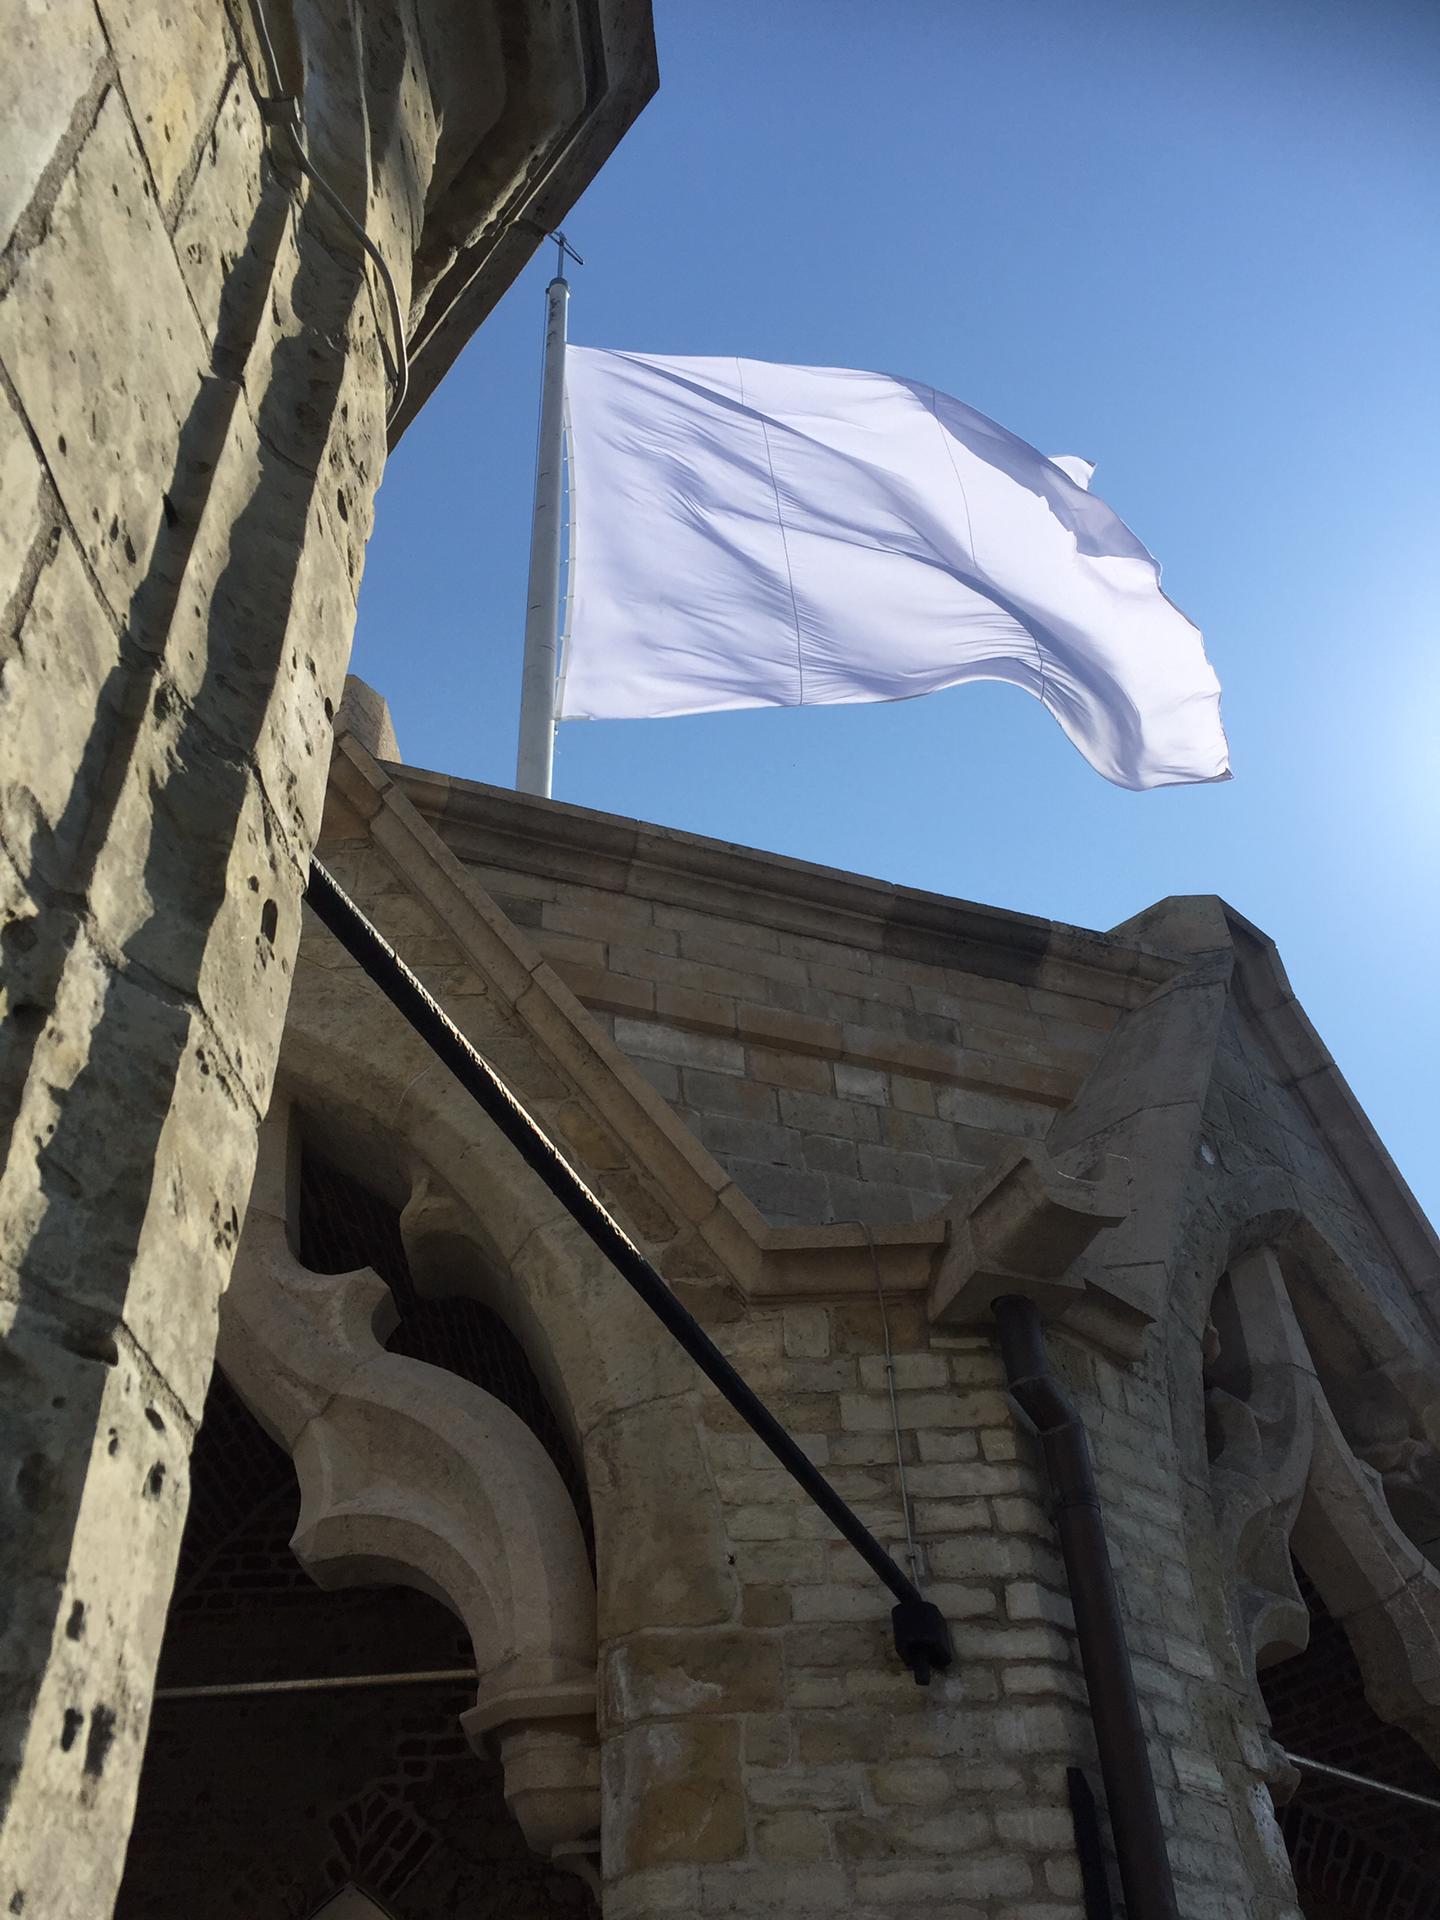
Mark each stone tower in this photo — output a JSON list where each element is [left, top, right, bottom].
[[0, 6, 654, 1914], [111, 693, 1440, 1916]]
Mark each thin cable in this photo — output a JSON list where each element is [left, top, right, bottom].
[[247, 0, 286, 95], [853, 1219, 923, 1590], [155, 1667, 478, 1703], [276, 114, 410, 428], [245, 1, 409, 426], [1284, 1752, 1440, 1815]]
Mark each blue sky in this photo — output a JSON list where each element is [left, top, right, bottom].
[[352, 0, 1439, 1222]]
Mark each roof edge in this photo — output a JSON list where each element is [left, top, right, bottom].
[[385, 764, 1185, 1007]]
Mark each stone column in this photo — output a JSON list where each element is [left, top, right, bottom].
[[0, 3, 654, 1911]]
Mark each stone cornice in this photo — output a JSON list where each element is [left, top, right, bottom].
[[387, 762, 1183, 1010]]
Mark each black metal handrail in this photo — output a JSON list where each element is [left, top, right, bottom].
[[304, 857, 952, 1684]]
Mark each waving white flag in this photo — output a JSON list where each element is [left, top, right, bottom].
[[558, 350, 1229, 791]]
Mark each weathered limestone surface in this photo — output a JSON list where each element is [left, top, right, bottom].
[[213, 726, 1435, 1918], [0, 6, 655, 1915]]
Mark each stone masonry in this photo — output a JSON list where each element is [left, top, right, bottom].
[[0, 8, 654, 1915], [151, 694, 1440, 1917]]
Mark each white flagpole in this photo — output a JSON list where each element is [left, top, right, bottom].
[[515, 233, 579, 797]]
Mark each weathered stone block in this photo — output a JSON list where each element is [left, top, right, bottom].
[[0, 0, 104, 250], [722, 1159, 829, 1225], [0, 90, 208, 613], [615, 1017, 745, 1075], [590, 1405, 736, 1635], [97, 0, 230, 206], [835, 1062, 889, 1106], [868, 1758, 951, 1808], [747, 1763, 857, 1811], [854, 1857, 1032, 1902], [169, 65, 266, 342], [857, 1353, 948, 1393], [0, 535, 119, 890], [602, 1719, 745, 1872], [693, 1113, 803, 1169], [603, 1632, 784, 1721], [799, 1131, 857, 1177], [740, 1586, 792, 1629], [697, 1863, 849, 1912], [776, 1088, 881, 1142], [0, 1307, 196, 1917], [1, 938, 253, 1417], [88, 741, 302, 1119], [0, 382, 53, 626], [754, 1809, 832, 1863], [747, 1044, 831, 1093]]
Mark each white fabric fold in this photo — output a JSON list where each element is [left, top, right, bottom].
[[559, 349, 1229, 791]]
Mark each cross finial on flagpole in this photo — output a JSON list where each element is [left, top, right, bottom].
[[551, 230, 585, 280]]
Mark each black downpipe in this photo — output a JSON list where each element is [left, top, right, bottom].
[[304, 858, 952, 1684], [1066, 1768, 1116, 1920], [992, 1295, 1180, 1920]]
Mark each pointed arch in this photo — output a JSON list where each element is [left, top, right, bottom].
[[1202, 1243, 1440, 1765], [219, 1100, 602, 1865]]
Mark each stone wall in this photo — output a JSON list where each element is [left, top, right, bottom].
[[217, 730, 1436, 1917], [0, 8, 654, 1915], [499, 877, 1114, 1228]]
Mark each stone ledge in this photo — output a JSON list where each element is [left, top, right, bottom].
[[391, 764, 1183, 1009]]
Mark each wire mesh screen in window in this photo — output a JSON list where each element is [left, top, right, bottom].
[[297, 1146, 595, 1564], [1261, 1562, 1440, 1919]]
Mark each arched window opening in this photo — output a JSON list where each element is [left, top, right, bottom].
[[296, 1144, 595, 1563], [1280, 1256, 1440, 1573], [116, 1373, 597, 1920], [1202, 1269, 1246, 1456], [1207, 1246, 1440, 1578], [1261, 1563, 1440, 1920]]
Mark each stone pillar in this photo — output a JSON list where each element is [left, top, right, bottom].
[[0, 4, 653, 1912]]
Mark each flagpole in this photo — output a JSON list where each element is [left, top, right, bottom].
[[515, 233, 579, 797]]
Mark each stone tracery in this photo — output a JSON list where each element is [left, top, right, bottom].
[[219, 1099, 603, 1874], [1204, 1241, 1440, 1765]]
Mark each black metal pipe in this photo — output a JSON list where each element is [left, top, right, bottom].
[[304, 858, 952, 1684], [1066, 1768, 1116, 1920], [992, 1294, 1179, 1920]]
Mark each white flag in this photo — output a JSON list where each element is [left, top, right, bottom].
[[558, 350, 1229, 791]]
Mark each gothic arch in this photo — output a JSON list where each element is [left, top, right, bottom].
[[273, 989, 704, 1445], [1201, 1239, 1440, 1766], [269, 960, 745, 1647], [220, 1099, 602, 1867]]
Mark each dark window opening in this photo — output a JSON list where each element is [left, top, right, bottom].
[[1261, 1563, 1440, 1920], [116, 1372, 596, 1920], [296, 1145, 595, 1564]]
